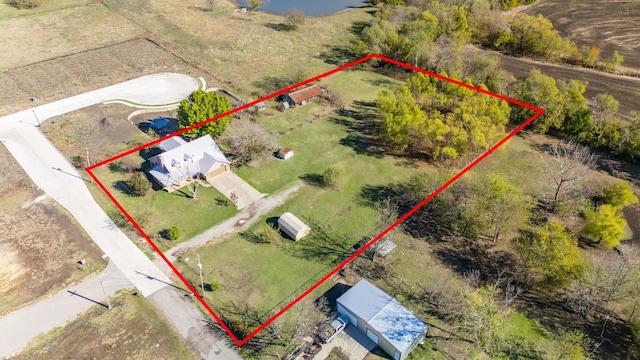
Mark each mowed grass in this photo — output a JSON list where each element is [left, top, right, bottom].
[[0, 2, 144, 70], [12, 290, 196, 360], [92, 156, 238, 250], [179, 70, 423, 320]]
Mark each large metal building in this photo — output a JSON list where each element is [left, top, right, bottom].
[[337, 279, 428, 360]]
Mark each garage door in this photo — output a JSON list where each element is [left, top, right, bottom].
[[366, 329, 379, 344], [337, 304, 357, 327]]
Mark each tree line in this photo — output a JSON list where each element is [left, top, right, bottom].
[[355, 1, 625, 75]]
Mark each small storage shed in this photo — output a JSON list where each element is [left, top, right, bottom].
[[277, 148, 294, 160], [278, 212, 310, 241], [283, 85, 323, 106], [337, 279, 427, 360]]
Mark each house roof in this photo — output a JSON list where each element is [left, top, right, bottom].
[[278, 212, 309, 235], [337, 279, 427, 354], [151, 134, 229, 174], [159, 136, 187, 152], [279, 148, 293, 155], [287, 85, 323, 104]]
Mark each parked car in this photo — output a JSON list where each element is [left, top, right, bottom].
[[317, 317, 348, 344]]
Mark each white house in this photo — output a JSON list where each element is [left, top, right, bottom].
[[147, 135, 230, 191]]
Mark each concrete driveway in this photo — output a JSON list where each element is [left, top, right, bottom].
[[208, 172, 266, 210], [314, 324, 377, 360]]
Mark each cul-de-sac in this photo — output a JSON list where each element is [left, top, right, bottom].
[[1, 1, 639, 359]]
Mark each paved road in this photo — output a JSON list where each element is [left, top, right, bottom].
[[0, 73, 243, 359], [0, 73, 199, 297], [149, 287, 243, 360], [0, 263, 132, 359]]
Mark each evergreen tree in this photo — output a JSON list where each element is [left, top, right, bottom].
[[177, 90, 232, 139]]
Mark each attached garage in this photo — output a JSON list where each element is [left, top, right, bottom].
[[336, 279, 428, 360]]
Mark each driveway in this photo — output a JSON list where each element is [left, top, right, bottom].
[[314, 324, 377, 360], [208, 171, 267, 210]]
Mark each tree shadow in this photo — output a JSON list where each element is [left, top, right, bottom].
[[316, 20, 371, 66], [264, 22, 296, 32], [139, 146, 163, 161], [240, 230, 269, 244], [434, 239, 520, 285], [516, 291, 636, 360], [314, 282, 352, 313], [114, 180, 132, 195], [330, 103, 385, 158], [292, 222, 354, 265], [299, 173, 324, 187]]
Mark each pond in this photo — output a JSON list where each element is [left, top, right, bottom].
[[237, 0, 365, 16]]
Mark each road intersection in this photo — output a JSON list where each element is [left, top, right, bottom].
[[0, 73, 241, 359]]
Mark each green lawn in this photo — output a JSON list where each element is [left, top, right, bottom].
[[92, 158, 237, 250], [178, 70, 424, 323]]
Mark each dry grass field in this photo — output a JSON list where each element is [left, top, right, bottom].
[[0, 144, 104, 316], [0, 2, 145, 71], [523, 0, 640, 71], [0, 37, 209, 117], [103, 0, 372, 93], [11, 290, 197, 360]]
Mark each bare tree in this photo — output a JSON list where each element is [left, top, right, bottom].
[[222, 117, 278, 166], [541, 140, 594, 211], [376, 197, 400, 231], [205, 0, 214, 11], [566, 245, 639, 318]]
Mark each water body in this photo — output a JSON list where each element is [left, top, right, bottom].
[[237, 0, 365, 16]]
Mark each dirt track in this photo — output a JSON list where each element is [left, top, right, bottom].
[[480, 49, 640, 117], [523, 0, 640, 71]]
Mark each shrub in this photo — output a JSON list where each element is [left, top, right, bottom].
[[285, 9, 305, 30], [210, 281, 221, 292], [321, 89, 345, 111], [126, 172, 151, 197], [165, 226, 182, 240], [260, 226, 281, 244], [11, 0, 43, 9], [323, 166, 345, 190]]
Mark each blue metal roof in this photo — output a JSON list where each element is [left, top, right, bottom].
[[337, 279, 427, 354]]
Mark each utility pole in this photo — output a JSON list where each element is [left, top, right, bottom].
[[197, 254, 204, 296], [99, 274, 112, 309], [86, 148, 93, 183]]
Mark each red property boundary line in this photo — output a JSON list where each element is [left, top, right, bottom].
[[86, 54, 544, 346]]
